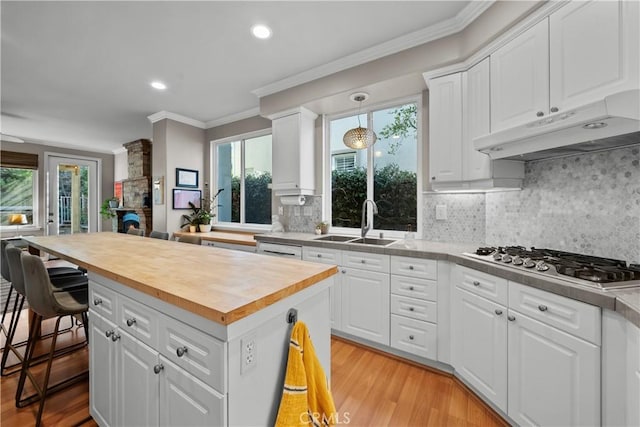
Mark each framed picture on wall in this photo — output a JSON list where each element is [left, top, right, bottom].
[[172, 189, 201, 210], [153, 176, 164, 205], [176, 168, 198, 188]]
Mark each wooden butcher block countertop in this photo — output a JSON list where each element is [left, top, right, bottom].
[[24, 232, 336, 325], [173, 230, 257, 246]]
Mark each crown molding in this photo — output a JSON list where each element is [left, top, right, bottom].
[[251, 1, 494, 98], [147, 111, 206, 129], [112, 147, 128, 155], [204, 107, 261, 128]]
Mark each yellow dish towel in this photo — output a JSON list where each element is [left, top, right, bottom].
[[275, 321, 337, 427]]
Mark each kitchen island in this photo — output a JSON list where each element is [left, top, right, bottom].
[[24, 232, 337, 426]]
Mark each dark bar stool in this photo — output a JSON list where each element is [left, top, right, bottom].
[[177, 234, 201, 245], [149, 230, 169, 240], [126, 227, 145, 236], [2, 244, 88, 376], [15, 252, 89, 427]]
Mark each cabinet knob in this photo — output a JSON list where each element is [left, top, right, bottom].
[[432, 176, 436, 181], [105, 330, 113, 338], [538, 305, 548, 312], [409, 335, 414, 340], [408, 307, 415, 312], [176, 346, 188, 358], [508, 315, 516, 322], [472, 281, 480, 287], [126, 318, 136, 327], [361, 259, 366, 264], [408, 265, 414, 270], [341, 269, 346, 274], [495, 309, 503, 315], [317, 254, 322, 258], [111, 333, 121, 342], [550, 107, 559, 113], [93, 298, 103, 306], [153, 364, 164, 375], [409, 286, 415, 291], [536, 111, 544, 117]]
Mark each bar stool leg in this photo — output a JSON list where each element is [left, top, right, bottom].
[[1, 294, 25, 374], [15, 312, 41, 405], [34, 316, 63, 427], [1, 286, 14, 333]]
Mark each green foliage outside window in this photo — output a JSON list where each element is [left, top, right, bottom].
[[0, 167, 34, 225], [230, 172, 272, 224]]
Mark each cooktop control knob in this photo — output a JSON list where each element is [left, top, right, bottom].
[[502, 254, 512, 263], [512, 256, 523, 266], [523, 258, 536, 268], [536, 261, 550, 272], [493, 253, 503, 261]]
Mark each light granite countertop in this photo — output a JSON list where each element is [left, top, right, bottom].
[[255, 232, 640, 328]]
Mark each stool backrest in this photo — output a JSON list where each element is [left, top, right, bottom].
[[149, 230, 169, 240], [178, 235, 201, 245], [20, 252, 58, 319], [127, 228, 145, 237], [5, 244, 26, 296], [1, 240, 11, 282]]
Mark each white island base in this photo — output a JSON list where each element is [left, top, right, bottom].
[[88, 272, 332, 426]]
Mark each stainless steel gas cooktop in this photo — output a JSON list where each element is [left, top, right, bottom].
[[465, 246, 640, 290]]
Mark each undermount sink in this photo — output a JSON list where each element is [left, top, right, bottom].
[[313, 235, 357, 242], [349, 237, 397, 246]]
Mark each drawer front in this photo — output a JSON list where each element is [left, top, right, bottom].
[[391, 295, 437, 323], [509, 282, 601, 345], [342, 251, 389, 273], [89, 281, 117, 322], [303, 246, 342, 265], [391, 256, 437, 280], [159, 315, 225, 392], [390, 275, 437, 302], [390, 314, 437, 359], [118, 294, 159, 349], [456, 266, 508, 306]]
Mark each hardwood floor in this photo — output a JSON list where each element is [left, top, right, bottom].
[[1, 310, 506, 426]]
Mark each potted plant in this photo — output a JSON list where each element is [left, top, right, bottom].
[[315, 221, 329, 235], [180, 188, 223, 233], [181, 204, 201, 233], [100, 198, 118, 220]]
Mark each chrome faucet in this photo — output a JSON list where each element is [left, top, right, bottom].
[[361, 199, 378, 238]]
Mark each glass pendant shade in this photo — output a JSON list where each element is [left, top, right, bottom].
[[343, 126, 377, 149]]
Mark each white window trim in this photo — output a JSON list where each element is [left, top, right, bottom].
[[210, 128, 272, 231], [324, 94, 423, 239], [0, 168, 39, 231]]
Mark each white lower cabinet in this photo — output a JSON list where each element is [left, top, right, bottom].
[[89, 313, 117, 427], [303, 246, 342, 330], [341, 267, 390, 345], [452, 266, 601, 425]]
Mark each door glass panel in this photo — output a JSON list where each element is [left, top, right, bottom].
[[57, 164, 90, 234], [244, 135, 272, 224], [373, 103, 417, 231]]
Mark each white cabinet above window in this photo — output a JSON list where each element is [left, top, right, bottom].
[[267, 107, 317, 196]]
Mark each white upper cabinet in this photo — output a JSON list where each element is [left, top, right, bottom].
[[490, 19, 550, 132], [269, 107, 317, 196], [428, 73, 463, 182], [490, 0, 639, 133], [549, 0, 640, 112], [463, 58, 493, 181]]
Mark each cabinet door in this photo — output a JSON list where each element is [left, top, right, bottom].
[[508, 311, 600, 426], [428, 73, 462, 182], [341, 268, 390, 345], [452, 287, 508, 412], [463, 58, 492, 181], [628, 322, 640, 427], [159, 356, 225, 427], [490, 19, 549, 131], [89, 313, 117, 427], [330, 272, 342, 331], [271, 113, 300, 192], [550, 0, 639, 112], [118, 330, 160, 427]]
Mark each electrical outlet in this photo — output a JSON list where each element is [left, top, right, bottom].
[[241, 333, 257, 375], [435, 204, 448, 221], [278, 206, 284, 215], [303, 206, 312, 216], [294, 206, 301, 217]]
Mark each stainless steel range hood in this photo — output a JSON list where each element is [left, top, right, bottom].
[[474, 90, 640, 161]]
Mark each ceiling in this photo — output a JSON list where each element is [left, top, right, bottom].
[[1, 1, 473, 153]]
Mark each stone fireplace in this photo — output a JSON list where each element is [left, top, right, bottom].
[[118, 139, 152, 235]]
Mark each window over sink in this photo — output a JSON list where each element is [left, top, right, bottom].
[[213, 131, 272, 227], [326, 97, 421, 235]]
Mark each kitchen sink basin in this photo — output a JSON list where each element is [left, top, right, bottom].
[[349, 237, 397, 246], [313, 235, 357, 242]]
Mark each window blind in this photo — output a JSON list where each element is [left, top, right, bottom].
[[1, 151, 38, 169]]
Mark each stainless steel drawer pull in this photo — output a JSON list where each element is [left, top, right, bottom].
[[408, 286, 415, 291], [536, 111, 544, 117], [409, 335, 414, 340], [538, 305, 548, 312], [153, 364, 164, 374], [93, 298, 103, 306], [495, 309, 503, 315], [126, 318, 136, 327], [111, 333, 121, 342], [408, 307, 414, 311], [508, 315, 516, 321], [550, 106, 559, 113], [473, 281, 480, 287], [361, 259, 366, 264], [317, 254, 322, 258], [408, 265, 414, 270], [176, 346, 188, 357], [341, 269, 346, 274], [105, 330, 113, 338]]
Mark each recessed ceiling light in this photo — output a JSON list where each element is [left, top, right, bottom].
[[150, 81, 167, 90], [251, 24, 272, 39]]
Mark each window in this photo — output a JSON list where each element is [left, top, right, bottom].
[[0, 167, 37, 227], [214, 132, 272, 226], [327, 99, 419, 233]]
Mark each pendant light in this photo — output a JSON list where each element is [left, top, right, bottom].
[[343, 93, 377, 150]]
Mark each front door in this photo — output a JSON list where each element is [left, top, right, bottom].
[[47, 155, 99, 235]]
